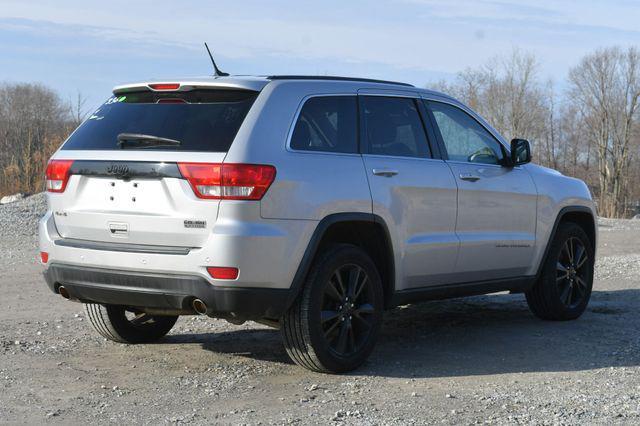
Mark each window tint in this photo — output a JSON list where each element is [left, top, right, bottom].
[[361, 96, 430, 158], [62, 90, 257, 152], [428, 101, 504, 165], [290, 96, 357, 153]]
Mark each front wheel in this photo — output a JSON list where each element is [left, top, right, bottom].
[[84, 304, 178, 343], [526, 222, 594, 320], [281, 245, 384, 373]]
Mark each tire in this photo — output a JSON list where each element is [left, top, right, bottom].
[[281, 244, 384, 373], [84, 303, 178, 344], [526, 222, 594, 321]]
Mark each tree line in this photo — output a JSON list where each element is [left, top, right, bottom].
[[0, 83, 85, 198], [0, 45, 638, 217]]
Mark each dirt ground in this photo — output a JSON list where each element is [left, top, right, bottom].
[[1, 208, 639, 424]]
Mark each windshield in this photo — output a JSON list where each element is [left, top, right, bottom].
[[62, 89, 258, 152]]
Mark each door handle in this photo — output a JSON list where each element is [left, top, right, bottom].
[[459, 173, 480, 182], [372, 168, 399, 177]]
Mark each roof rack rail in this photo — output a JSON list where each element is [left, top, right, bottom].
[[266, 75, 414, 87]]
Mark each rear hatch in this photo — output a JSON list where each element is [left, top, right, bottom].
[[47, 86, 259, 249]]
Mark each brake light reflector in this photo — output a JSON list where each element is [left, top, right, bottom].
[[148, 83, 180, 91], [40, 252, 49, 264], [178, 163, 276, 200], [207, 267, 239, 280], [45, 160, 74, 193]]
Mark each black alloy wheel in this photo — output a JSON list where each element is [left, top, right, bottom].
[[320, 263, 376, 357], [526, 222, 594, 321], [281, 244, 384, 373], [555, 236, 590, 309]]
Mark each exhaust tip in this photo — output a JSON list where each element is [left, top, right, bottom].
[[192, 298, 207, 315], [58, 286, 70, 300]]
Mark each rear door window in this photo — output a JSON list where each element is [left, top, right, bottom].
[[289, 96, 358, 154], [62, 90, 258, 152], [360, 96, 431, 158]]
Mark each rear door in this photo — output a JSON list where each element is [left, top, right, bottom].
[[424, 100, 537, 281], [49, 88, 258, 248], [359, 94, 459, 290]]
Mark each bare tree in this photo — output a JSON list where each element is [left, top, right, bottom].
[[70, 91, 89, 127], [541, 80, 561, 170], [568, 47, 640, 217]]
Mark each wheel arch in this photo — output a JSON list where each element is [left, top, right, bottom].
[[536, 206, 596, 278], [285, 213, 396, 312]]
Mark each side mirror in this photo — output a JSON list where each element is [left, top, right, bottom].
[[510, 138, 531, 166]]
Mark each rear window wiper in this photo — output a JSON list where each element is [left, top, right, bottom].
[[117, 133, 182, 149]]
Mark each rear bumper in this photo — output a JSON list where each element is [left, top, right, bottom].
[[39, 205, 318, 291], [44, 264, 289, 320]]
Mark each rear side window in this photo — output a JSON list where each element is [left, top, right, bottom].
[[361, 96, 431, 158], [290, 96, 358, 154], [62, 90, 258, 151]]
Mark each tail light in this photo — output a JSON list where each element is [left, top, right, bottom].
[[40, 252, 49, 264], [45, 160, 74, 193], [178, 163, 276, 200]]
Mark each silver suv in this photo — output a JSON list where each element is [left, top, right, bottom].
[[40, 75, 597, 373]]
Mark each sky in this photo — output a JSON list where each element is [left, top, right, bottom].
[[1, 0, 639, 110]]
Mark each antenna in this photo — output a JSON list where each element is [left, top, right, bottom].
[[204, 42, 229, 77]]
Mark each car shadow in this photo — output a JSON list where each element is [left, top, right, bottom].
[[163, 289, 640, 377], [165, 327, 290, 364]]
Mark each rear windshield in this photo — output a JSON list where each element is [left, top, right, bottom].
[[62, 89, 258, 151]]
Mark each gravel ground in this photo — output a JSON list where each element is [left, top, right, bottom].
[[1, 194, 639, 425]]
